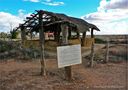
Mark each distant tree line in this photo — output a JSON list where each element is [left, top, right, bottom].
[[95, 38, 127, 44], [0, 31, 19, 40]]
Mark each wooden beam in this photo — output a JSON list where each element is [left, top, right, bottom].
[[36, 10, 60, 21], [14, 13, 38, 31]]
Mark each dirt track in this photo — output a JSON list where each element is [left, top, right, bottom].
[[0, 59, 127, 90]]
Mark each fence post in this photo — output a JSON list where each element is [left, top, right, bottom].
[[90, 29, 94, 67], [90, 42, 94, 67], [105, 39, 109, 63]]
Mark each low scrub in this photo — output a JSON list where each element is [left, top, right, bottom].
[[95, 38, 106, 44]]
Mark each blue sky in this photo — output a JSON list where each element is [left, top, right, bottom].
[[0, 0, 99, 17], [0, 0, 128, 35]]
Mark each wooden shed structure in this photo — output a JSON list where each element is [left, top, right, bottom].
[[14, 10, 100, 46], [13, 10, 100, 76]]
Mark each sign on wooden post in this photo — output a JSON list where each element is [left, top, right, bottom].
[[60, 23, 81, 81], [57, 44, 82, 68]]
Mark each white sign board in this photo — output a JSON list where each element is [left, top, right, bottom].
[[57, 44, 82, 68]]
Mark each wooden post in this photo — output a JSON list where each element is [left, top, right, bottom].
[[57, 31, 61, 44], [54, 31, 57, 41], [81, 32, 86, 46], [91, 28, 94, 38], [61, 23, 72, 81], [90, 43, 94, 67], [54, 25, 60, 44], [125, 35, 128, 90], [68, 27, 71, 39], [39, 11, 46, 76], [30, 32, 33, 40], [21, 25, 26, 47], [61, 24, 68, 45], [90, 29, 94, 67], [105, 39, 109, 63], [77, 32, 79, 39]]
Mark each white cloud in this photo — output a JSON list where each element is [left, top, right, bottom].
[[93, 20, 128, 35], [23, 0, 39, 2], [83, 9, 128, 23], [0, 10, 29, 33], [31, 0, 39, 2], [42, 1, 64, 6], [104, 0, 128, 10], [98, 0, 128, 12], [82, 0, 128, 35], [45, 0, 52, 2], [18, 9, 31, 19], [97, 0, 108, 12], [18, 9, 26, 19], [23, 0, 64, 6]]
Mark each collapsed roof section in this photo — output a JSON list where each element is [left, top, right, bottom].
[[14, 10, 100, 33]]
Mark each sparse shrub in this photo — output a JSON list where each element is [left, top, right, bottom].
[[95, 38, 106, 44], [84, 49, 106, 64], [0, 40, 21, 60], [20, 48, 41, 60], [0, 41, 12, 52], [109, 48, 127, 61]]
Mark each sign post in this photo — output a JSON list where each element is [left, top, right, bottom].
[[58, 23, 82, 81], [61, 24, 72, 81]]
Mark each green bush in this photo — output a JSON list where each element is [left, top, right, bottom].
[[95, 38, 106, 44], [10, 31, 18, 39]]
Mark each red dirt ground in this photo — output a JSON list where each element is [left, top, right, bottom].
[[0, 59, 127, 90]]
